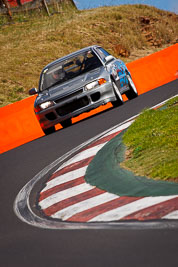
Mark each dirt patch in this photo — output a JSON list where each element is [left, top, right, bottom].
[[139, 14, 178, 47], [113, 44, 130, 58]]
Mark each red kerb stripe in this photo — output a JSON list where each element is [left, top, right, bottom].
[[49, 156, 94, 181], [42, 187, 105, 216], [39, 177, 85, 201], [122, 197, 178, 221], [82, 131, 121, 151], [67, 196, 142, 222]]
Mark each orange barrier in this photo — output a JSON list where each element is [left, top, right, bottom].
[[0, 44, 177, 153], [127, 43, 178, 94]]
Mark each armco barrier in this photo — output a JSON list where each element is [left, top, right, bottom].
[[0, 44, 178, 153]]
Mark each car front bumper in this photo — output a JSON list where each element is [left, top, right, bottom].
[[35, 82, 115, 129]]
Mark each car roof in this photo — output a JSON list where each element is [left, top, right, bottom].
[[43, 45, 100, 71]]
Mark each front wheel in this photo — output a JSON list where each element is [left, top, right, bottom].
[[42, 126, 56, 135], [125, 75, 138, 100], [111, 80, 124, 107]]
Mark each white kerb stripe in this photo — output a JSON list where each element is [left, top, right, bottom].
[[102, 121, 133, 137], [89, 196, 177, 222], [52, 192, 119, 220], [41, 166, 88, 192], [54, 142, 107, 173], [63, 142, 107, 166], [39, 183, 94, 210], [162, 210, 178, 219], [56, 121, 133, 173], [53, 123, 132, 174]]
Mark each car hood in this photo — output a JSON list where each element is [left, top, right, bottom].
[[36, 67, 105, 103]]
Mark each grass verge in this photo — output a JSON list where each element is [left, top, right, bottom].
[[121, 96, 178, 182], [0, 3, 177, 107]]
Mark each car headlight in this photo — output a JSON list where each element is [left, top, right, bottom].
[[39, 101, 54, 110], [35, 101, 54, 112], [85, 78, 106, 91]]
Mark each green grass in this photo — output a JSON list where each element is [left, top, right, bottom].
[[0, 3, 177, 107], [121, 96, 178, 182]]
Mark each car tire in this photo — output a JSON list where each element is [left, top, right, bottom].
[[125, 75, 138, 100], [42, 126, 56, 135], [60, 119, 72, 128], [111, 80, 124, 107]]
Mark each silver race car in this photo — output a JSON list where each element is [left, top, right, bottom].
[[29, 45, 138, 135]]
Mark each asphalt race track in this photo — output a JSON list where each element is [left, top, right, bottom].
[[1, 79, 178, 267]]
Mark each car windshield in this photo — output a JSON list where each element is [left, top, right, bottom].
[[40, 50, 103, 91]]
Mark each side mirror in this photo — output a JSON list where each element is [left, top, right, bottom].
[[29, 88, 38, 95], [105, 55, 115, 64]]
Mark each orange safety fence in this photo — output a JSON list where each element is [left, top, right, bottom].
[[0, 44, 178, 154]]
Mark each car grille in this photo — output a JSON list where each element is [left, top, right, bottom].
[[55, 89, 83, 104], [56, 96, 89, 116]]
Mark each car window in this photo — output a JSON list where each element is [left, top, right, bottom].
[[40, 51, 102, 91]]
